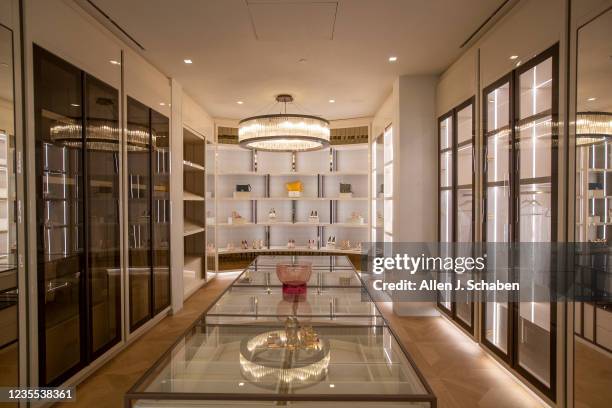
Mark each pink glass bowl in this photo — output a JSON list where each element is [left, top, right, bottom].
[[276, 263, 312, 287]]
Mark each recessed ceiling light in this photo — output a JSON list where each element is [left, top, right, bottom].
[[70, 103, 80, 107], [329, 384, 335, 388], [388, 56, 397, 62], [515, 60, 522, 67], [237, 101, 244, 105], [587, 97, 597, 101], [509, 55, 519, 60], [238, 382, 244, 387], [329, 99, 335, 103], [184, 59, 193, 64], [159, 102, 166, 106], [109, 60, 121, 65]]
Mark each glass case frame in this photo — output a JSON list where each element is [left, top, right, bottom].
[[436, 97, 476, 335], [481, 44, 559, 400]]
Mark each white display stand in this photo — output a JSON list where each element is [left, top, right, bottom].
[[214, 143, 370, 255]]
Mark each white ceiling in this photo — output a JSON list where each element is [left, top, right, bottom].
[[90, 0, 505, 120]]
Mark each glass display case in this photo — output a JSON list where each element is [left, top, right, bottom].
[[483, 75, 512, 358], [482, 44, 558, 397], [34, 45, 121, 385], [438, 113, 453, 313], [437, 98, 475, 333], [127, 97, 152, 331], [151, 110, 171, 313], [0, 21, 20, 395], [127, 98, 171, 331], [126, 255, 436, 407]]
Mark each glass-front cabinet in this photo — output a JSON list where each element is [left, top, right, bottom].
[[127, 97, 171, 332], [34, 46, 121, 385], [437, 98, 475, 333], [0, 20, 21, 397], [482, 44, 558, 398]]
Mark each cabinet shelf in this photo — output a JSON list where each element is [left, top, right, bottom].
[[183, 191, 205, 201], [183, 161, 205, 172], [184, 220, 205, 236]]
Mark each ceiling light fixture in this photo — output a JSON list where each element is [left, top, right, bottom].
[[109, 60, 121, 65], [587, 97, 597, 101], [159, 102, 166, 106], [237, 101, 244, 105], [329, 99, 335, 103], [388, 56, 397, 62], [184, 59, 193, 64], [70, 103, 80, 107], [576, 111, 612, 146], [239, 94, 330, 152], [509, 55, 519, 60]]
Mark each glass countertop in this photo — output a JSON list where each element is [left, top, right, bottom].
[[126, 255, 435, 407], [249, 255, 356, 269], [129, 324, 430, 405], [236, 267, 362, 288], [207, 286, 378, 318]]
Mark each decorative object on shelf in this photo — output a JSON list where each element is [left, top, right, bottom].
[[576, 111, 612, 146], [338, 275, 353, 286], [287, 239, 296, 249], [286, 180, 303, 198], [339, 183, 353, 198], [206, 211, 215, 225], [234, 184, 252, 199], [308, 210, 319, 223], [228, 211, 246, 225], [326, 236, 336, 248], [268, 208, 277, 222], [238, 94, 330, 152], [307, 239, 317, 249], [206, 242, 216, 254], [226, 241, 235, 250], [347, 212, 364, 224], [252, 239, 264, 250], [340, 240, 352, 250]]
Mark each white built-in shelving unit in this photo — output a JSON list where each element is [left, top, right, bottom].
[[214, 143, 370, 256]]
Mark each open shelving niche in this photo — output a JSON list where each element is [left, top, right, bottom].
[[213, 142, 370, 270], [182, 127, 216, 297]]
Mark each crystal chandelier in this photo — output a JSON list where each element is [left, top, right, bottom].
[[238, 94, 330, 152], [576, 111, 612, 146]]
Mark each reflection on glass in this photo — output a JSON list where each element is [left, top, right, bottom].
[[574, 9, 612, 408], [34, 46, 84, 385], [86, 75, 121, 356], [127, 97, 151, 329], [0, 23, 18, 397]]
